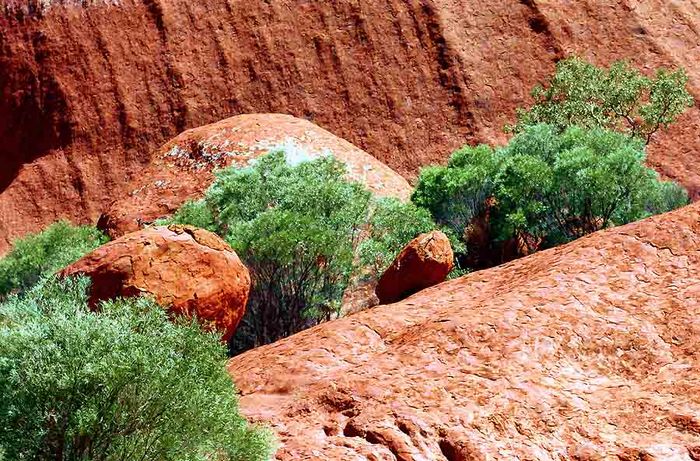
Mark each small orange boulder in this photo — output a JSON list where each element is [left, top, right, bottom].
[[375, 230, 453, 304], [60, 225, 250, 341]]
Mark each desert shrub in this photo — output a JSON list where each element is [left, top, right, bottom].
[[168, 150, 438, 353], [0, 221, 107, 297], [166, 199, 216, 232], [413, 124, 688, 267], [509, 57, 694, 144], [412, 144, 500, 241], [0, 276, 273, 461], [208, 152, 370, 352], [495, 125, 689, 243]]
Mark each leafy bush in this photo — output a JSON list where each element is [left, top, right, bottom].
[[0, 277, 273, 461], [0, 221, 107, 297], [412, 144, 499, 242], [496, 125, 687, 242], [509, 57, 694, 144], [168, 151, 437, 353], [413, 124, 688, 267]]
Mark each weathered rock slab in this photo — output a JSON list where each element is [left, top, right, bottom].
[[230, 203, 700, 460]]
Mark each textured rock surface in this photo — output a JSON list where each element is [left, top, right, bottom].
[[230, 203, 700, 460], [376, 230, 454, 304], [61, 224, 250, 341], [100, 113, 411, 237], [3, 1, 700, 252]]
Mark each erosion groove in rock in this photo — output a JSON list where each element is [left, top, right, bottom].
[[229, 202, 700, 459], [2, 1, 700, 252]]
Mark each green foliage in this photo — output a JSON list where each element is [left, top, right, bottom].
[[0, 221, 107, 297], [510, 57, 694, 144], [358, 198, 438, 276], [414, 124, 688, 266], [412, 144, 499, 240], [167, 151, 438, 353], [165, 199, 216, 232], [209, 152, 370, 352], [498, 125, 688, 242], [0, 277, 273, 461]]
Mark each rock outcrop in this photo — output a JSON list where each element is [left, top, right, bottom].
[[230, 202, 700, 459], [375, 230, 454, 304], [99, 113, 412, 238], [3, 1, 700, 252], [61, 224, 249, 341]]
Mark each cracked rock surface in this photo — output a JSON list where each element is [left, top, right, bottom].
[[61, 224, 250, 341], [230, 202, 700, 460]]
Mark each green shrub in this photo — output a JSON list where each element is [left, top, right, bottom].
[[497, 125, 688, 243], [0, 221, 107, 297], [168, 151, 438, 353], [165, 199, 216, 232], [412, 144, 499, 241], [413, 124, 688, 266], [0, 277, 273, 461], [509, 57, 694, 144]]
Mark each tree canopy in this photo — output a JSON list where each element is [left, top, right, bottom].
[[509, 57, 694, 144]]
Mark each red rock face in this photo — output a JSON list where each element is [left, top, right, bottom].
[[99, 113, 412, 238], [375, 230, 454, 304], [3, 1, 700, 252], [229, 202, 700, 459], [61, 224, 250, 341]]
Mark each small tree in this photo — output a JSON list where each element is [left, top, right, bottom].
[[0, 221, 107, 297], [210, 152, 371, 353], [0, 277, 273, 461], [495, 125, 688, 244], [413, 124, 688, 268], [169, 151, 440, 353], [510, 57, 694, 144]]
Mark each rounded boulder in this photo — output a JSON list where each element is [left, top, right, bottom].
[[375, 230, 454, 304], [60, 225, 250, 341]]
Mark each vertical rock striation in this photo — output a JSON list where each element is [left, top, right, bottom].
[[2, 0, 700, 252]]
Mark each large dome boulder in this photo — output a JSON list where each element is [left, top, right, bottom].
[[99, 114, 412, 238], [375, 230, 454, 304], [60, 225, 249, 341]]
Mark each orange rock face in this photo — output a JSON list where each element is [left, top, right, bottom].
[[99, 113, 412, 238], [4, 1, 700, 253], [230, 202, 700, 459], [375, 230, 454, 304], [61, 225, 250, 341]]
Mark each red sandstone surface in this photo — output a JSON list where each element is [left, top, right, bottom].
[[376, 230, 454, 305], [99, 113, 411, 238], [230, 202, 700, 460], [61, 224, 250, 341], [3, 1, 700, 252]]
